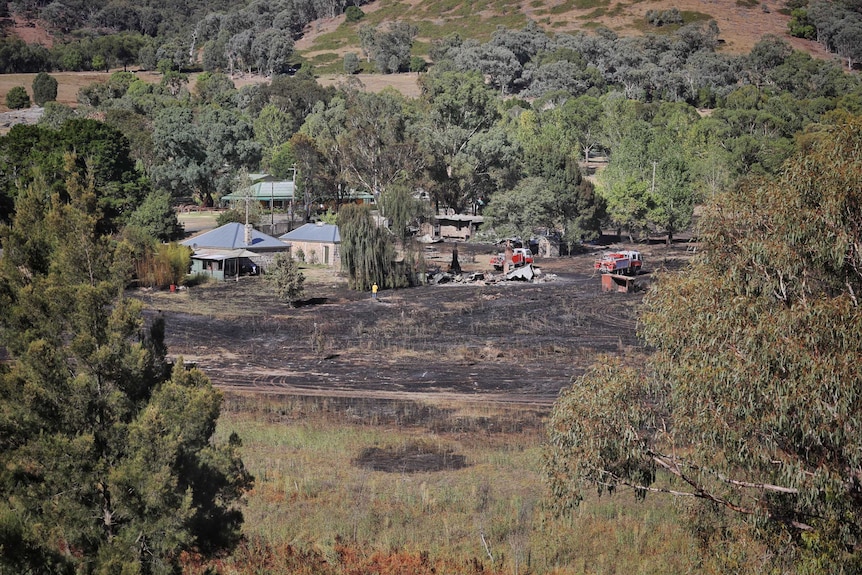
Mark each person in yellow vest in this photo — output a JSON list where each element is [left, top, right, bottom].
[[372, 283, 378, 299]]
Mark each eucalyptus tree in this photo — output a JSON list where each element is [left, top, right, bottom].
[[254, 104, 296, 167], [598, 104, 698, 244], [522, 59, 605, 99], [807, 0, 862, 68], [685, 117, 735, 200], [486, 105, 605, 242], [497, 20, 549, 57], [250, 28, 294, 76], [193, 71, 238, 106], [150, 105, 261, 206], [289, 132, 328, 221], [682, 50, 744, 106], [453, 42, 523, 95], [299, 95, 352, 205], [246, 71, 336, 134], [709, 86, 800, 176], [225, 29, 255, 75], [417, 70, 515, 213], [555, 95, 604, 164], [747, 34, 794, 87], [598, 92, 649, 152], [336, 89, 424, 211], [481, 176, 555, 239], [766, 50, 859, 99], [546, 116, 862, 573], [358, 21, 417, 73]]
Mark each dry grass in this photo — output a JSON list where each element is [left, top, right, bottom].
[[217, 392, 700, 574], [297, 0, 832, 67], [0, 69, 278, 129], [316, 73, 422, 97]]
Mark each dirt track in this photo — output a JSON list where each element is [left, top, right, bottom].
[[139, 242, 691, 407]]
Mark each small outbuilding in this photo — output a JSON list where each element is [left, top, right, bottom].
[[436, 214, 483, 241], [280, 222, 341, 268], [182, 222, 289, 280]]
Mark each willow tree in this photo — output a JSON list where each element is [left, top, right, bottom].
[[546, 116, 862, 572], [337, 203, 400, 291]]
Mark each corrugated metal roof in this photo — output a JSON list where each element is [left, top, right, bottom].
[[181, 223, 288, 250], [221, 181, 295, 203], [436, 214, 484, 222], [280, 223, 341, 243], [191, 248, 258, 261]]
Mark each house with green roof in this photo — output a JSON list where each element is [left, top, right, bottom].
[[220, 179, 296, 210]]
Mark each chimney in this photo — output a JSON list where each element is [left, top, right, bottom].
[[244, 223, 253, 245]]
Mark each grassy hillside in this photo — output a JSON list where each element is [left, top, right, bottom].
[[296, 0, 830, 73]]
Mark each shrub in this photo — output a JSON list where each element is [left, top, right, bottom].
[[6, 86, 30, 109], [32, 71, 58, 106], [409, 56, 428, 72], [38, 101, 76, 129], [217, 208, 259, 226], [645, 7, 684, 26], [788, 8, 815, 39], [267, 252, 305, 306], [345, 5, 364, 22], [134, 242, 192, 288], [344, 52, 360, 74]]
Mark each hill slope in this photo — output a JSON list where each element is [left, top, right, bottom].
[[296, 0, 831, 67]]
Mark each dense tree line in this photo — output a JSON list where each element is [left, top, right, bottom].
[[2, 16, 860, 251], [789, 0, 862, 68], [4, 25, 858, 249], [1, 0, 372, 74], [430, 19, 856, 105]]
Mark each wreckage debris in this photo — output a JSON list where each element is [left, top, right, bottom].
[[426, 264, 556, 285]]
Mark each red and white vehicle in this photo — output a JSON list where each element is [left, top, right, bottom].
[[594, 250, 643, 275], [491, 247, 534, 271]]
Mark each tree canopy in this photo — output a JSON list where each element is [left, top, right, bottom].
[[0, 161, 252, 573], [545, 115, 862, 572], [337, 204, 402, 291], [0, 120, 149, 232]]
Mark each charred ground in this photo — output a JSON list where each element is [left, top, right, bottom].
[[137, 241, 693, 408]]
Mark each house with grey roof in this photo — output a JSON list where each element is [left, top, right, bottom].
[[280, 222, 341, 269], [181, 222, 289, 280]]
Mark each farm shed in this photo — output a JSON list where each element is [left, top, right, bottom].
[[420, 214, 484, 241], [182, 222, 290, 280], [537, 235, 560, 257], [280, 222, 341, 269]]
